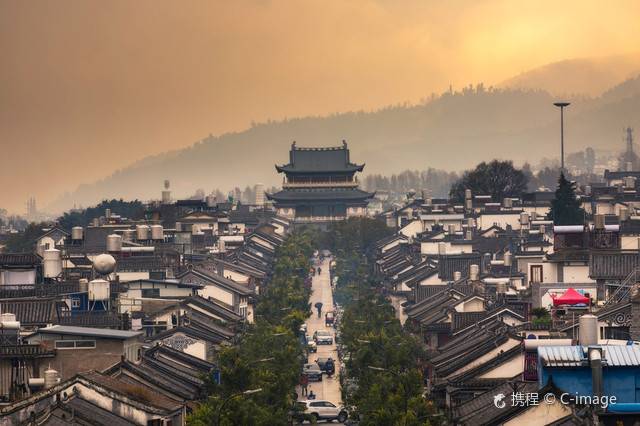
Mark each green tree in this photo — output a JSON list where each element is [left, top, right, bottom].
[[547, 172, 585, 225], [4, 222, 50, 252], [189, 232, 314, 426], [57, 199, 144, 231], [449, 160, 528, 202]]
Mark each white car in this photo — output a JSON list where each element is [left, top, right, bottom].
[[297, 400, 347, 423], [313, 330, 333, 345]]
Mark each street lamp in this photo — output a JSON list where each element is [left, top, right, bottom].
[[215, 388, 262, 426], [553, 102, 570, 172]]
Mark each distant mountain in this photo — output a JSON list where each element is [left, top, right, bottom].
[[501, 54, 640, 97], [47, 76, 640, 214]]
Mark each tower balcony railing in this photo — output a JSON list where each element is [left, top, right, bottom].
[[282, 180, 358, 189]]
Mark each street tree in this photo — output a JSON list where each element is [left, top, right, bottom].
[[449, 160, 528, 202], [547, 172, 585, 225]]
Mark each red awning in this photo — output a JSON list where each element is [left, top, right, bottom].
[[552, 288, 590, 306]]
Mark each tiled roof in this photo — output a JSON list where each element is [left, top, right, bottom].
[[80, 371, 184, 412], [452, 381, 539, 425], [0, 253, 41, 267], [267, 188, 373, 202], [0, 298, 58, 326], [275, 143, 363, 173], [452, 311, 488, 332], [59, 397, 135, 426], [183, 296, 243, 323], [35, 325, 142, 339], [438, 253, 482, 280]]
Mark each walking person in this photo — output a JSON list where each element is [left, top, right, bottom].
[[300, 373, 309, 396]]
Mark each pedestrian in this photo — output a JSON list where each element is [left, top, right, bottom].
[[314, 302, 323, 318], [308, 390, 316, 400], [318, 267, 322, 275], [300, 374, 309, 396]]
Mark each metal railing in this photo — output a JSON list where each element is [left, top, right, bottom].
[[282, 181, 358, 189], [604, 266, 640, 306]]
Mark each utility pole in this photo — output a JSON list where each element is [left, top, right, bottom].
[[553, 102, 570, 172]]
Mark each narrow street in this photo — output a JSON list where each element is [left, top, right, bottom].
[[298, 255, 343, 411]]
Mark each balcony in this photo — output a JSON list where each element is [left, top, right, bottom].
[[282, 179, 358, 189]]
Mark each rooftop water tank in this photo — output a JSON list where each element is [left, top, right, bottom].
[[93, 253, 116, 275], [106, 234, 122, 253], [150, 224, 164, 240], [1, 313, 16, 323], [122, 229, 135, 242], [503, 251, 512, 267], [579, 314, 598, 346], [71, 226, 84, 240], [453, 271, 462, 281], [469, 264, 480, 281], [136, 224, 150, 240], [44, 368, 59, 389], [43, 249, 62, 278], [89, 279, 110, 301]]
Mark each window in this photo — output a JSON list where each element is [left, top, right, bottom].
[[55, 340, 96, 349], [71, 298, 81, 308], [530, 265, 543, 284], [142, 288, 161, 298]]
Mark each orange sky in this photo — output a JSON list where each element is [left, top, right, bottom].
[[1, 0, 640, 213]]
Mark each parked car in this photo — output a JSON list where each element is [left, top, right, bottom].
[[313, 330, 333, 345], [294, 400, 347, 423], [302, 363, 323, 382], [307, 338, 317, 353], [325, 311, 335, 327], [315, 357, 335, 375]]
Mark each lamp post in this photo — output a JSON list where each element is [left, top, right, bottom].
[[215, 388, 262, 426], [553, 102, 570, 172]]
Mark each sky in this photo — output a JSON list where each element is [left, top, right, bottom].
[[1, 0, 640, 214]]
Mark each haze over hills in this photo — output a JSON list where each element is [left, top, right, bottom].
[[47, 62, 640, 214], [501, 53, 640, 97]]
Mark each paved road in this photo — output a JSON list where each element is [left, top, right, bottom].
[[298, 255, 342, 406]]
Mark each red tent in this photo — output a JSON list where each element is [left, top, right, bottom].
[[552, 288, 590, 306]]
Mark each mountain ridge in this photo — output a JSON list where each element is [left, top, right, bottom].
[[46, 67, 640, 214]]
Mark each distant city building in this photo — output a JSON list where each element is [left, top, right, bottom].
[[254, 183, 265, 206], [267, 141, 373, 224]]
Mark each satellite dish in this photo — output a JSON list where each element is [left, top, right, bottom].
[[93, 254, 116, 275]]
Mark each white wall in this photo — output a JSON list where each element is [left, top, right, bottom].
[[117, 272, 150, 282], [198, 285, 234, 306], [477, 213, 522, 230], [562, 265, 595, 283], [399, 220, 423, 238], [224, 269, 250, 284]]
